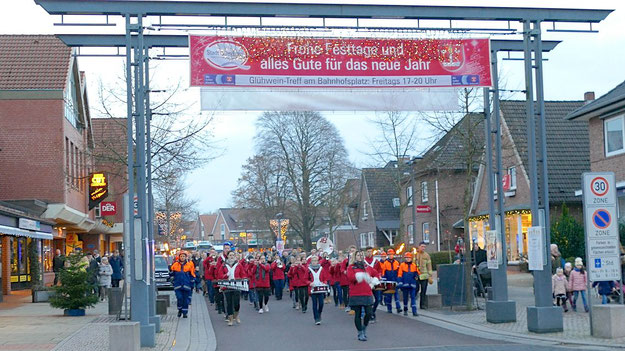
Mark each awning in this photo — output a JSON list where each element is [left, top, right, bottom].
[[0, 224, 53, 240]]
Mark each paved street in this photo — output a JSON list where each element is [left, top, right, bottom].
[[206, 291, 593, 351]]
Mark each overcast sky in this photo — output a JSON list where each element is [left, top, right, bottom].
[[2, 0, 624, 214]]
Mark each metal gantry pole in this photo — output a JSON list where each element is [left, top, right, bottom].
[[144, 39, 160, 333], [524, 19, 563, 333]]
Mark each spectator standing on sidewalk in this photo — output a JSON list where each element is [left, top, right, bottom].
[[569, 257, 588, 312], [191, 252, 202, 293], [551, 244, 564, 274], [415, 242, 433, 310], [109, 250, 123, 288], [552, 268, 569, 312], [85, 252, 100, 296], [592, 280, 616, 304], [98, 257, 113, 301], [52, 249, 65, 286], [170, 251, 195, 318]]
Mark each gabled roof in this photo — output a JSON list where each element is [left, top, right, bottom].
[[219, 208, 267, 232], [199, 214, 217, 235], [0, 35, 72, 90], [567, 80, 625, 121], [500, 100, 589, 203], [418, 112, 485, 171], [362, 168, 400, 223]]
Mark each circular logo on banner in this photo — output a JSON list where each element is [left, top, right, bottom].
[[592, 209, 611, 229], [590, 176, 609, 197], [203, 40, 251, 71]]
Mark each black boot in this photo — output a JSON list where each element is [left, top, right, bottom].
[[403, 307, 408, 316]]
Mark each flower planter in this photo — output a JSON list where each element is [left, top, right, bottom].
[[64, 309, 86, 316], [32, 290, 55, 303]]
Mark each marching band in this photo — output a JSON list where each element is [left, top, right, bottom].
[[170, 242, 433, 342]]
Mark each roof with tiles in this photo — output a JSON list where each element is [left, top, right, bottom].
[[500, 100, 589, 203], [362, 167, 400, 223], [418, 112, 485, 172], [0, 35, 73, 90], [567, 80, 625, 120]]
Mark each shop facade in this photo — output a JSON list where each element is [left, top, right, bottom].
[[468, 209, 532, 263]]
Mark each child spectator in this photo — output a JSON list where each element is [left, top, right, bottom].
[[568, 257, 588, 312], [552, 267, 568, 312], [592, 280, 616, 304]]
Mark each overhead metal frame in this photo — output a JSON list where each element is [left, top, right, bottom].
[[33, 0, 613, 341]]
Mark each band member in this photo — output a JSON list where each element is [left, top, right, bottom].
[[342, 247, 357, 313], [347, 250, 380, 342], [381, 249, 402, 313], [286, 255, 298, 309], [364, 247, 382, 321], [329, 258, 341, 307], [170, 251, 195, 318], [214, 243, 232, 315], [217, 251, 246, 326], [307, 255, 330, 325], [378, 251, 387, 306], [289, 256, 309, 313], [203, 252, 216, 303], [271, 254, 286, 300], [249, 255, 271, 313], [398, 252, 420, 316]]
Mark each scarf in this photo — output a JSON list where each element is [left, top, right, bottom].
[[354, 261, 366, 270], [256, 264, 266, 281]]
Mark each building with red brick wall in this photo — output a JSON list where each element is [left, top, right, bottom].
[[567, 86, 625, 220], [469, 100, 588, 263], [0, 35, 120, 294]]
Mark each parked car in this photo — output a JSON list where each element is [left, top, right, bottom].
[[154, 255, 173, 290], [197, 241, 212, 250]]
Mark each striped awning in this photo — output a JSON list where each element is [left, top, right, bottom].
[[0, 224, 53, 240]]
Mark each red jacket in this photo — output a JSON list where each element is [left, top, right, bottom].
[[248, 263, 271, 288], [203, 257, 214, 280], [338, 259, 350, 286], [287, 264, 310, 287], [217, 261, 246, 280], [347, 263, 380, 297], [271, 261, 286, 280], [306, 265, 330, 290], [364, 257, 382, 275]]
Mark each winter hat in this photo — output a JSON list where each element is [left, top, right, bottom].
[[574, 257, 583, 267], [564, 262, 572, 270]]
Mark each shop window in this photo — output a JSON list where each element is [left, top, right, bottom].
[[605, 115, 625, 157]]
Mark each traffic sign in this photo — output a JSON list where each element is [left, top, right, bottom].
[[582, 172, 621, 282]]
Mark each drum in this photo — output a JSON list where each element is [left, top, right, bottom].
[[311, 284, 330, 294], [381, 281, 397, 294]]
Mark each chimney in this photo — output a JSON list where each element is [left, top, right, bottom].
[[584, 91, 595, 104]]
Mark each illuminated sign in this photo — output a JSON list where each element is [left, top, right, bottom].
[[100, 201, 117, 216], [89, 172, 108, 210]]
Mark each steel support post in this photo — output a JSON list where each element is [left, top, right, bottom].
[[144, 41, 160, 333], [524, 20, 563, 333], [126, 14, 156, 347], [484, 77, 516, 323]]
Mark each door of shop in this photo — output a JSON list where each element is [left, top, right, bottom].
[[10, 237, 31, 290]]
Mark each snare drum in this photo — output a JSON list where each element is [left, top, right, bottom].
[[311, 284, 330, 294], [381, 281, 397, 294]]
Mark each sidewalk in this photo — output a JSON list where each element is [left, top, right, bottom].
[[0, 289, 215, 351], [416, 272, 625, 349]]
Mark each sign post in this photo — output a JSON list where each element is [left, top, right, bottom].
[[582, 172, 622, 336]]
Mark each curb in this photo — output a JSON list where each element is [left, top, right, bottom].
[[409, 309, 625, 350]]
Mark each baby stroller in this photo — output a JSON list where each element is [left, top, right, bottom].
[[472, 262, 491, 298], [609, 281, 622, 303]]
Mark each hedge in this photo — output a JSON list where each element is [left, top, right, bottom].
[[430, 250, 455, 271]]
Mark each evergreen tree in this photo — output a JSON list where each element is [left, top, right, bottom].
[[50, 253, 99, 311], [551, 204, 585, 260]]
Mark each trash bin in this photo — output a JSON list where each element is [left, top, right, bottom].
[[108, 287, 123, 315], [437, 264, 468, 307]]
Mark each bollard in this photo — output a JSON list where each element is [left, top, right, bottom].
[[109, 322, 140, 351], [156, 298, 168, 315], [591, 305, 625, 338], [108, 287, 123, 315], [157, 294, 170, 307]]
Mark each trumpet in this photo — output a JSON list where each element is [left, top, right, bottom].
[[277, 261, 284, 268]]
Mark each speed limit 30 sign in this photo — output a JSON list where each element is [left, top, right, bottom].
[[582, 172, 620, 282]]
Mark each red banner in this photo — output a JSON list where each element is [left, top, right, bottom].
[[190, 36, 491, 88]]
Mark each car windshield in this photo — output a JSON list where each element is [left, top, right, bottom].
[[155, 256, 168, 270]]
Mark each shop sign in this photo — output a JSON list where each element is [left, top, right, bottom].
[[416, 205, 431, 213], [502, 174, 511, 191], [101, 219, 114, 228], [582, 172, 621, 281], [18, 218, 40, 231], [89, 173, 108, 210], [100, 201, 117, 216], [190, 36, 492, 88]]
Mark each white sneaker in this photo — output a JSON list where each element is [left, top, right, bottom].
[[258, 309, 264, 314], [263, 305, 269, 312]]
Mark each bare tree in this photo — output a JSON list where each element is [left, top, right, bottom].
[[366, 110, 422, 243], [254, 111, 351, 250]]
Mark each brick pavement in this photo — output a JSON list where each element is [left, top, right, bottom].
[[414, 272, 625, 349]]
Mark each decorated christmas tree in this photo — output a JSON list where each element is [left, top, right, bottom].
[[50, 253, 99, 312]]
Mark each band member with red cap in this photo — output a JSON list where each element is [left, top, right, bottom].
[[170, 251, 195, 318], [398, 252, 420, 316], [347, 250, 380, 341], [307, 255, 330, 325], [381, 248, 401, 313]]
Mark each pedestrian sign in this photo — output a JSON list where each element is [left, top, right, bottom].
[[582, 172, 621, 282]]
